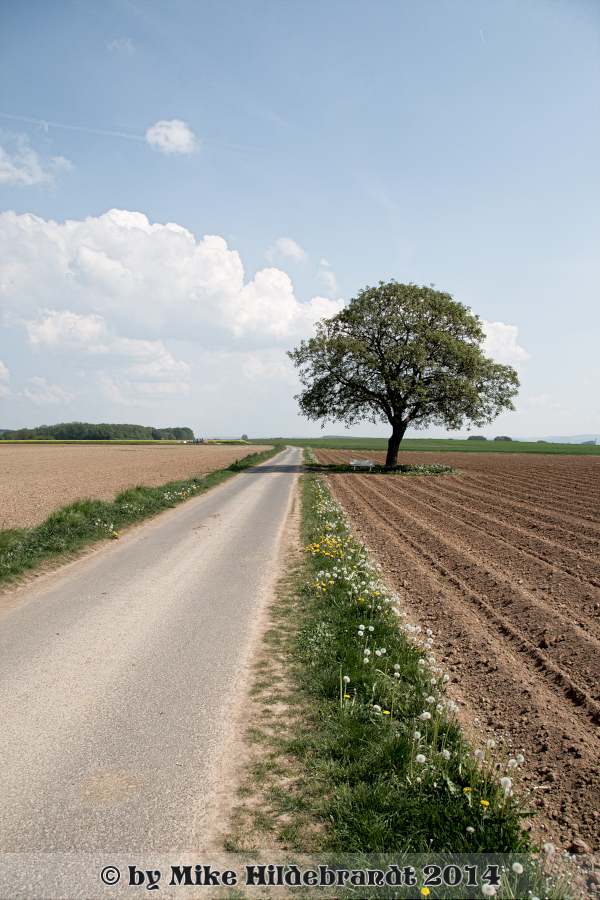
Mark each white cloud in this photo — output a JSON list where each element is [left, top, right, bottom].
[[25, 310, 192, 401], [107, 37, 134, 52], [527, 393, 561, 408], [317, 259, 340, 297], [242, 350, 299, 386], [22, 376, 74, 406], [0, 209, 343, 342], [481, 320, 531, 368], [0, 360, 9, 398], [0, 132, 74, 186], [26, 310, 109, 352], [145, 120, 196, 154], [266, 237, 307, 263]]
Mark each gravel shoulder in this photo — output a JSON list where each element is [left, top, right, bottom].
[[0, 443, 270, 529], [315, 448, 600, 853]]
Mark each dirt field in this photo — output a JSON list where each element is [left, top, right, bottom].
[[315, 449, 600, 851], [0, 444, 271, 530]]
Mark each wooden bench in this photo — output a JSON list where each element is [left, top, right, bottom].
[[349, 459, 375, 471]]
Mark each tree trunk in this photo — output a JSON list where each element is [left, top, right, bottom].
[[385, 421, 407, 468]]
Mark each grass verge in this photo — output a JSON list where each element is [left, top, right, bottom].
[[304, 462, 462, 475], [226, 458, 577, 896], [249, 437, 600, 455], [238, 467, 531, 853], [0, 444, 284, 585]]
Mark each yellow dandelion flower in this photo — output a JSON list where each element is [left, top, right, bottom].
[[480, 800, 489, 807], [463, 787, 471, 792], [421, 890, 430, 897]]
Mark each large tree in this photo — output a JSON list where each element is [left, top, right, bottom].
[[288, 281, 520, 468]]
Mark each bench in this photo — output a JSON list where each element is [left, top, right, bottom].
[[349, 459, 375, 471]]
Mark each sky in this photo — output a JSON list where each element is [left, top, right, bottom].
[[0, 0, 599, 440]]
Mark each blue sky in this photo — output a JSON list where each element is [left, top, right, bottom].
[[1, 0, 598, 438]]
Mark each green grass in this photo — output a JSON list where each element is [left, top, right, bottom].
[[289, 470, 532, 855], [249, 437, 600, 455], [0, 444, 283, 584]]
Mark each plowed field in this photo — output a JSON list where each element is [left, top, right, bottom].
[[315, 449, 600, 851], [0, 444, 270, 530]]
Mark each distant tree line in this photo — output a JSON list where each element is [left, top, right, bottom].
[[0, 422, 195, 441]]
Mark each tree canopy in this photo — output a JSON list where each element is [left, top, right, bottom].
[[0, 422, 195, 441], [288, 281, 520, 467]]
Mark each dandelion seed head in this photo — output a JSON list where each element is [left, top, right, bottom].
[[543, 842, 555, 855], [487, 739, 496, 749], [342, 675, 350, 683], [414, 731, 421, 740], [500, 777, 512, 790], [516, 753, 525, 764], [442, 749, 450, 760], [482, 885, 496, 896], [475, 749, 485, 759], [416, 754, 426, 764], [466, 826, 475, 833], [425, 695, 435, 704], [443, 674, 450, 682], [394, 663, 400, 671], [512, 862, 523, 874]]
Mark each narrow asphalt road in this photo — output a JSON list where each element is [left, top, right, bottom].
[[0, 445, 302, 854]]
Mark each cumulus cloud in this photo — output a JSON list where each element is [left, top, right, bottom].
[[0, 209, 343, 342], [0, 208, 345, 415], [107, 37, 134, 52], [145, 120, 196, 154], [26, 310, 109, 352], [22, 376, 74, 406], [481, 320, 531, 368], [0, 132, 73, 186], [266, 237, 307, 263], [24, 309, 192, 403]]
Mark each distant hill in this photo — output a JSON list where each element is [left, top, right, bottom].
[[0, 422, 195, 441], [521, 434, 599, 444]]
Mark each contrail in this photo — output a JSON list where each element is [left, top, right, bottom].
[[479, 28, 487, 47], [0, 112, 273, 156], [0, 112, 145, 141]]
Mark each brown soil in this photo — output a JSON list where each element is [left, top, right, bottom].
[[0, 444, 271, 529], [315, 449, 600, 852]]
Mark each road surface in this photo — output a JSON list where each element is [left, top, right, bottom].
[[0, 445, 302, 856]]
